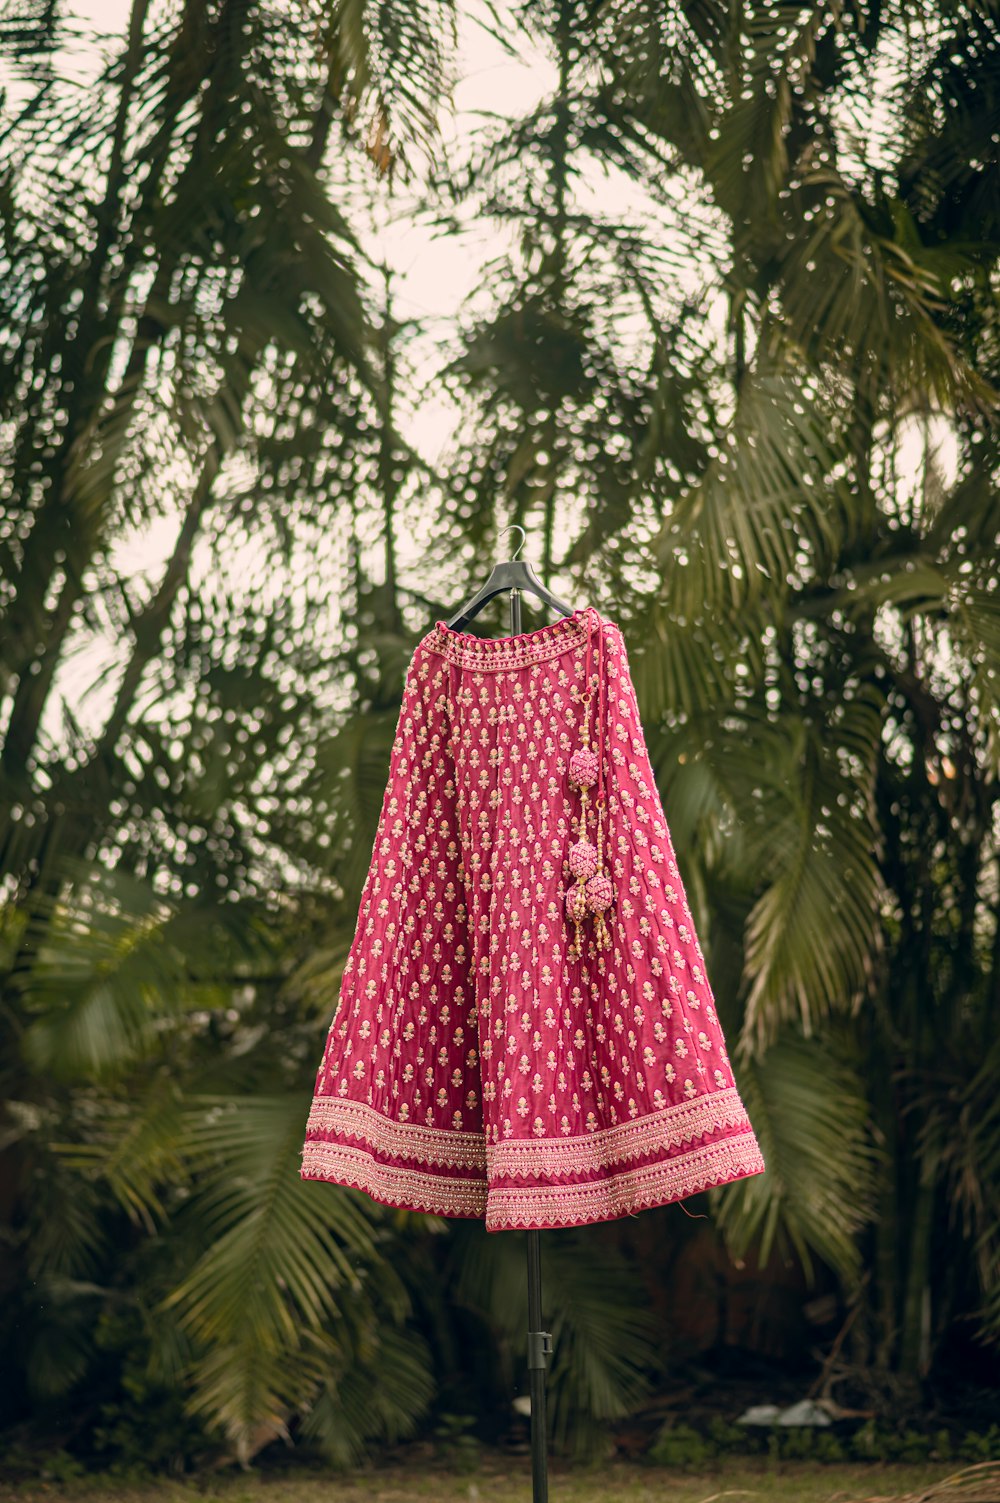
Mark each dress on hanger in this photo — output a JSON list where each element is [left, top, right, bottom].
[[300, 605, 765, 1231]]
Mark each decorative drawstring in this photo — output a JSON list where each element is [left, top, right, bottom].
[[446, 656, 456, 745], [442, 610, 613, 962], [565, 611, 613, 959], [596, 611, 606, 813]]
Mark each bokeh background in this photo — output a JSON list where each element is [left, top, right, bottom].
[[1, 0, 998, 1480]]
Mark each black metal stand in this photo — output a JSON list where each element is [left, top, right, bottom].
[[526, 1228, 553, 1501], [508, 587, 554, 1503]]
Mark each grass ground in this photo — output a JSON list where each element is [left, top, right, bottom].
[[1, 1457, 991, 1503]]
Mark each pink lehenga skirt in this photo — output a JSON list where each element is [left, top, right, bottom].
[[300, 605, 765, 1232]]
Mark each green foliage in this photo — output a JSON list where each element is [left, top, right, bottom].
[[431, 1412, 482, 1473], [89, 1307, 215, 1476], [25, 1450, 89, 1484], [849, 1421, 1000, 1466], [446, 1222, 661, 1460], [711, 1028, 876, 1283], [645, 1417, 1000, 1469], [1, 0, 999, 1476], [295, 1324, 437, 1469], [647, 1422, 712, 1467]]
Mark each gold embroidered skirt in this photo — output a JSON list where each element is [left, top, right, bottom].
[[301, 606, 765, 1231]]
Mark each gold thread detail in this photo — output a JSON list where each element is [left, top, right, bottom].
[[301, 1131, 765, 1230], [484, 1133, 766, 1231], [305, 1096, 487, 1170], [486, 1088, 753, 1177], [301, 1141, 487, 1217], [428, 607, 599, 672]]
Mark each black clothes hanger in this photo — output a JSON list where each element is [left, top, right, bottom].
[[444, 524, 576, 632]]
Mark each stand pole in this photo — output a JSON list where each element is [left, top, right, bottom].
[[526, 1229, 552, 1502], [509, 587, 554, 1503]]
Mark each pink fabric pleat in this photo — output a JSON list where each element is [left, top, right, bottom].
[[300, 604, 765, 1231]]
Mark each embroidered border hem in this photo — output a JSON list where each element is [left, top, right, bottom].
[[299, 1130, 765, 1232], [303, 1086, 753, 1177], [305, 1096, 487, 1170]]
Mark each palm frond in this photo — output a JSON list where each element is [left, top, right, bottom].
[[313, 0, 457, 175], [712, 1027, 876, 1283], [705, 4, 828, 248], [654, 370, 853, 617], [16, 866, 276, 1081], [629, 600, 769, 726], [738, 695, 884, 1046], [448, 1222, 659, 1458], [919, 1038, 1000, 1342], [306, 700, 406, 903], [19, 1138, 111, 1280], [543, 1235, 658, 1458], [297, 1324, 436, 1466], [779, 170, 993, 408], [160, 1092, 396, 1458]]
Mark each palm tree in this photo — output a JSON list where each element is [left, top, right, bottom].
[[0, 0, 459, 1464], [3, 0, 998, 1473], [431, 0, 1000, 1388]]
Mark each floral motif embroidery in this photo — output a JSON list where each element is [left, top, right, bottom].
[[486, 1086, 752, 1176], [300, 604, 765, 1232], [484, 1135, 766, 1231]]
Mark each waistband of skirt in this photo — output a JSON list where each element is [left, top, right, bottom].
[[428, 604, 601, 671]]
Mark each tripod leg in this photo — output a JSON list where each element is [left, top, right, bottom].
[[526, 1228, 552, 1502]]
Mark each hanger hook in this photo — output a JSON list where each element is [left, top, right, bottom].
[[498, 523, 526, 561]]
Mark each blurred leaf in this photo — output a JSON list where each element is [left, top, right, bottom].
[[712, 1028, 876, 1284]]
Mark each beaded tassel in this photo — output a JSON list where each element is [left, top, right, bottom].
[[566, 611, 613, 959], [586, 615, 613, 951], [566, 688, 598, 961]]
